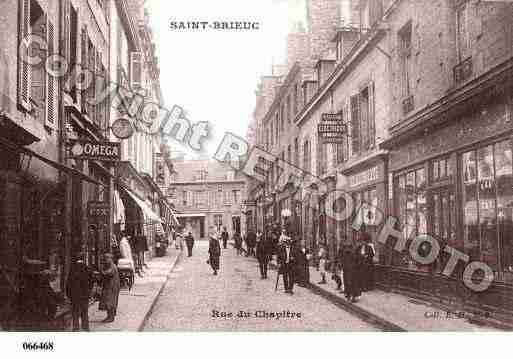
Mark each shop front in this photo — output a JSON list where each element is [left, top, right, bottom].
[[341, 156, 387, 263], [0, 118, 105, 329], [380, 81, 513, 315]]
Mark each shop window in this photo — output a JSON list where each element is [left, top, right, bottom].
[[394, 167, 428, 269], [462, 140, 513, 278]]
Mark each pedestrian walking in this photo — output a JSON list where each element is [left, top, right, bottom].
[[357, 232, 375, 292], [185, 232, 195, 257], [256, 232, 270, 279], [233, 231, 243, 255], [66, 250, 93, 331], [208, 229, 221, 275], [342, 242, 362, 302], [99, 253, 121, 323], [277, 235, 299, 294], [221, 226, 229, 249], [318, 244, 328, 284], [295, 239, 311, 287], [246, 229, 256, 256], [332, 239, 345, 293]]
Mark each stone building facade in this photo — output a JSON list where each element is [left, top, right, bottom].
[[244, 0, 513, 319], [167, 159, 246, 240]]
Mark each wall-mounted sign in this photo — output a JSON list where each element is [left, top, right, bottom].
[[318, 113, 346, 144], [69, 140, 121, 162], [87, 201, 110, 224], [349, 166, 379, 188]]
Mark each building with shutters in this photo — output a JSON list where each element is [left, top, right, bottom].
[[0, 0, 172, 329], [109, 0, 175, 261], [167, 159, 246, 241], [245, 0, 513, 320]]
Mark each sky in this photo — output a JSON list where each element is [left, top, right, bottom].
[[146, 0, 307, 158]]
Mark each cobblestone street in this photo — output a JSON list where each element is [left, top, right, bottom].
[[143, 242, 378, 331]]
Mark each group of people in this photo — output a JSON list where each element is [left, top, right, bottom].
[[66, 250, 121, 331], [202, 223, 376, 303], [234, 225, 376, 300], [318, 232, 376, 302]]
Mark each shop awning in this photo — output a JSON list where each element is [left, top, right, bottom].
[[0, 136, 104, 186], [175, 213, 206, 218], [161, 201, 179, 226], [123, 187, 163, 223]]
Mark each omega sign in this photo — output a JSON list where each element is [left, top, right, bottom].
[[70, 140, 121, 162]]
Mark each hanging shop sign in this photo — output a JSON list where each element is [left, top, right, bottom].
[[318, 113, 346, 144], [87, 201, 110, 224], [69, 140, 121, 162]]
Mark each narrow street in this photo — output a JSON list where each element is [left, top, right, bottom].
[[143, 242, 378, 331]]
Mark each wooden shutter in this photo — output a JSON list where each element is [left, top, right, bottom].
[[17, 0, 31, 111], [350, 94, 360, 156], [130, 52, 142, 90], [45, 20, 57, 129], [368, 82, 375, 148], [80, 26, 88, 112], [95, 50, 103, 127], [62, 0, 71, 93]]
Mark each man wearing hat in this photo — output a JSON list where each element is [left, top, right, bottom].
[[277, 233, 300, 294]]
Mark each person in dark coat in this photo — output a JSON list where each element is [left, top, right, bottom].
[[332, 240, 345, 293], [221, 227, 229, 249], [185, 232, 195, 257], [256, 232, 271, 279], [66, 251, 93, 331], [233, 231, 243, 255], [277, 236, 300, 294], [208, 230, 221, 275], [294, 239, 311, 287], [341, 243, 362, 302], [246, 230, 257, 256], [99, 253, 121, 323], [357, 232, 375, 292]]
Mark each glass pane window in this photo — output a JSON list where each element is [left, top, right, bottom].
[[462, 150, 479, 260], [495, 141, 513, 273]]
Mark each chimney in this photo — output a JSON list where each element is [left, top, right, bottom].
[[307, 0, 341, 64], [286, 23, 310, 70]]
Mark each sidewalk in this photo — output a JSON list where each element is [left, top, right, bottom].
[[84, 248, 181, 331], [307, 268, 499, 331]]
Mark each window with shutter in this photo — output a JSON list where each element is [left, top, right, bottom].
[[62, 1, 70, 93], [45, 20, 57, 129], [368, 82, 375, 147], [80, 26, 88, 112], [29, 6, 46, 120], [350, 94, 360, 156], [17, 0, 31, 111], [130, 52, 142, 90], [69, 5, 78, 101]]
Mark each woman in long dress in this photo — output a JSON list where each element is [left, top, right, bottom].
[[99, 253, 121, 323], [208, 229, 221, 275]]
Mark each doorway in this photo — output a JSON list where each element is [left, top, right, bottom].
[[232, 216, 241, 235]]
